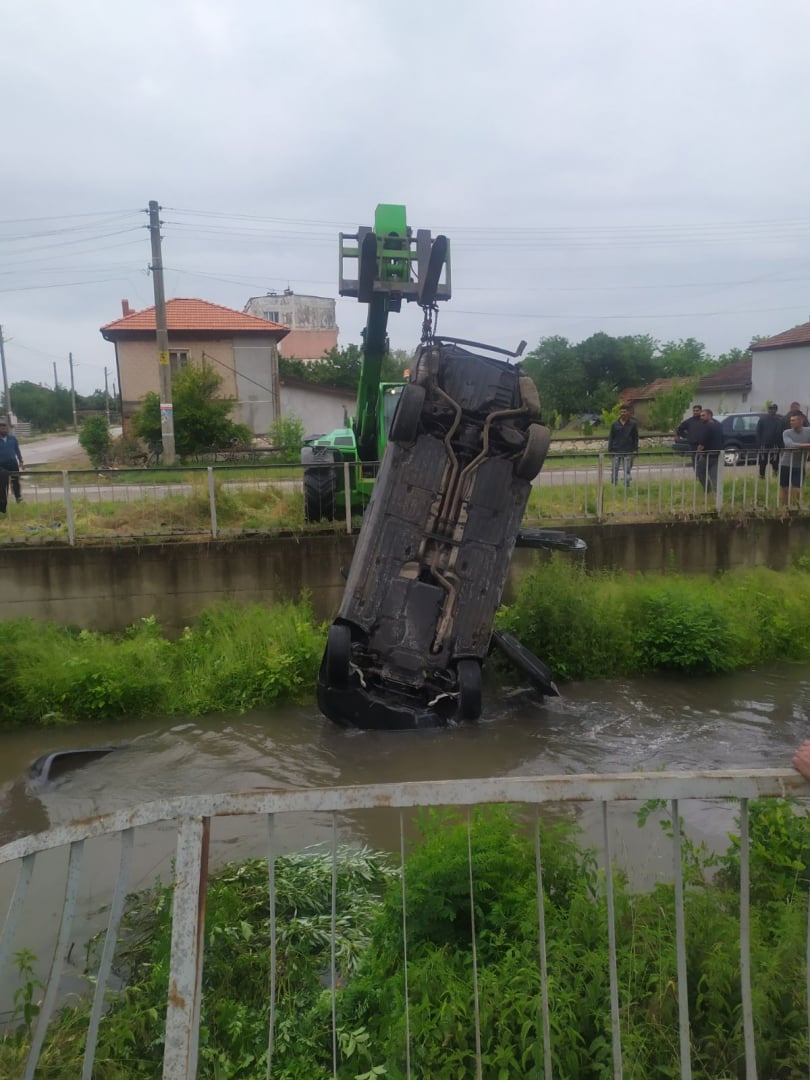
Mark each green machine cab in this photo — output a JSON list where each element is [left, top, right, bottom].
[[301, 204, 451, 522]]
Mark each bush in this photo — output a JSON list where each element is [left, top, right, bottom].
[[132, 363, 253, 458], [499, 557, 810, 680], [77, 415, 112, 468], [267, 413, 305, 462], [0, 601, 324, 727]]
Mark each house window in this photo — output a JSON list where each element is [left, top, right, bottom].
[[264, 310, 280, 322], [170, 350, 189, 375], [741, 392, 749, 403]]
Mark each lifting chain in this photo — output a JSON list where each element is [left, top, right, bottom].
[[420, 302, 439, 344]]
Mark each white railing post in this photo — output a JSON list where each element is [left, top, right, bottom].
[[596, 453, 605, 519], [207, 467, 218, 539], [163, 816, 210, 1080], [715, 455, 725, 512], [62, 470, 76, 545]]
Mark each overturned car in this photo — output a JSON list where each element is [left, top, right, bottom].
[[317, 336, 583, 730]]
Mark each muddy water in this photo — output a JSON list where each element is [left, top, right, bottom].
[[1, 666, 809, 1014], [2, 664, 808, 852]]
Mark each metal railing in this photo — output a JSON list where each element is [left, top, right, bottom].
[[0, 451, 805, 546], [0, 769, 807, 1078]]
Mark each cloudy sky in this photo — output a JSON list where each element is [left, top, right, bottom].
[[2, 0, 809, 394]]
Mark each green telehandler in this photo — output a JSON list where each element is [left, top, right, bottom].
[[301, 203, 450, 522]]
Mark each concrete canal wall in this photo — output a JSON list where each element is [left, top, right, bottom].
[[2, 516, 810, 631]]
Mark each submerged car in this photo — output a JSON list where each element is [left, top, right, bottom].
[[317, 336, 578, 730]]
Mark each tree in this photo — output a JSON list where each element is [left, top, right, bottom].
[[279, 344, 409, 391], [8, 381, 73, 431], [646, 379, 699, 432], [132, 364, 251, 457], [78, 416, 112, 468], [78, 389, 109, 411], [521, 336, 586, 419], [656, 338, 716, 377]]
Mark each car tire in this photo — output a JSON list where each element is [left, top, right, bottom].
[[304, 465, 337, 522], [457, 659, 482, 721], [515, 423, 551, 481], [723, 446, 741, 467], [389, 384, 426, 445], [326, 624, 352, 688]]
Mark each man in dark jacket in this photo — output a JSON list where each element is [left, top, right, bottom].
[[607, 404, 639, 487], [676, 404, 704, 472], [783, 401, 809, 429], [696, 408, 723, 493], [0, 419, 23, 513], [756, 404, 783, 478]]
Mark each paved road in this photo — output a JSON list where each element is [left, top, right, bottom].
[[21, 428, 122, 466]]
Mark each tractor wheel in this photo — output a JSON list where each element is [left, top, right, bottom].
[[389, 384, 426, 445], [304, 465, 337, 522], [325, 624, 352, 688], [515, 423, 551, 481], [457, 659, 482, 721]]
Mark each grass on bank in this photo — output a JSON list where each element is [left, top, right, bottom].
[[3, 802, 810, 1078], [5, 557, 810, 727], [0, 466, 795, 545]]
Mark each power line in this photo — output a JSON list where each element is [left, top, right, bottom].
[[0, 208, 141, 225], [450, 303, 809, 321]]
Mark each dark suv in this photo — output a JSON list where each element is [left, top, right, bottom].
[[673, 412, 768, 466]]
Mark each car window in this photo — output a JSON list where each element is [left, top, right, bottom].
[[732, 415, 758, 433]]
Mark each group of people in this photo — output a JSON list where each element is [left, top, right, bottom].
[[0, 419, 24, 513], [754, 402, 810, 505], [676, 401, 810, 503], [607, 402, 723, 492], [607, 399, 810, 499]]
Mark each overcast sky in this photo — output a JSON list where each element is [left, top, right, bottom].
[[2, 0, 809, 394]]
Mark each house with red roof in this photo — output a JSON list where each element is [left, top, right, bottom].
[[101, 298, 290, 435], [101, 297, 357, 439], [750, 322, 810, 417], [619, 358, 754, 423]]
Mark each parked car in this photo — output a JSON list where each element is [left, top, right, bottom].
[[672, 412, 768, 466]]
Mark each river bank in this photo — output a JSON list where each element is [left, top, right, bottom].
[[3, 557, 810, 728]]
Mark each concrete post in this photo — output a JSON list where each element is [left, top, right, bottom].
[[62, 471, 76, 546], [208, 468, 218, 539]]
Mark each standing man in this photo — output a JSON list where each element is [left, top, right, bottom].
[[676, 404, 705, 472], [0, 419, 23, 512], [756, 403, 783, 478], [608, 403, 639, 488], [779, 412, 810, 506], [696, 408, 723, 493], [783, 401, 809, 429]]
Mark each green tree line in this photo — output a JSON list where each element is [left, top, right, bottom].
[[4, 381, 114, 432], [520, 333, 751, 420]]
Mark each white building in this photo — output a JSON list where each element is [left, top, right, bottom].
[[244, 290, 338, 361], [751, 322, 810, 416]]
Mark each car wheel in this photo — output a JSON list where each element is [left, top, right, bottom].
[[389, 384, 426, 445], [723, 447, 741, 467], [515, 423, 551, 481], [457, 659, 482, 721], [325, 624, 352, 688]]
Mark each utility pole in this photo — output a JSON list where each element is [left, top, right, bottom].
[[104, 366, 111, 424], [148, 199, 175, 464], [68, 352, 78, 432], [0, 325, 11, 425], [53, 362, 59, 390]]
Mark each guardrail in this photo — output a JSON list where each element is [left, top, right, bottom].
[[0, 451, 804, 546], [0, 770, 807, 1078]]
